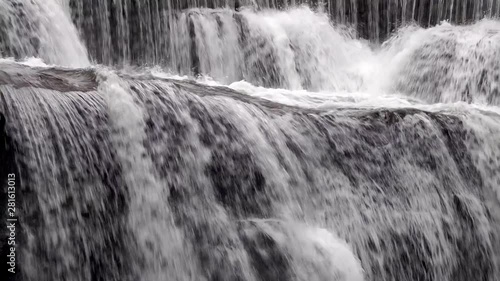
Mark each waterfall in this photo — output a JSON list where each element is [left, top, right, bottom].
[[384, 20, 500, 105], [67, 5, 368, 91], [0, 60, 499, 281], [0, 0, 89, 67], [66, 0, 500, 57], [0, 1, 500, 281]]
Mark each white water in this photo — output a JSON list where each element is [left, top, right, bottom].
[[3, 3, 499, 107], [98, 71, 203, 281], [122, 7, 500, 109], [0, 0, 89, 67], [144, 9, 500, 214], [162, 7, 368, 90], [1, 2, 500, 281], [2, 0, 499, 196]]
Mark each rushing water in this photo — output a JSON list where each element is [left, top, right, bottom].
[[67, 0, 500, 58], [0, 0, 89, 67], [0, 1, 500, 281]]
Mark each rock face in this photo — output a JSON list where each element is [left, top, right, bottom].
[[0, 63, 499, 281]]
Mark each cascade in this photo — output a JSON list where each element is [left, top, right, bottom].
[[0, 1, 499, 281]]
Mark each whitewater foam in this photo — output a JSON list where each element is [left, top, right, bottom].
[[244, 220, 365, 281], [0, 0, 89, 67]]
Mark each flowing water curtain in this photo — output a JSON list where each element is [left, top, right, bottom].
[[0, 63, 499, 280], [67, 1, 365, 90], [0, 0, 89, 66], [66, 0, 500, 67], [384, 19, 500, 105]]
